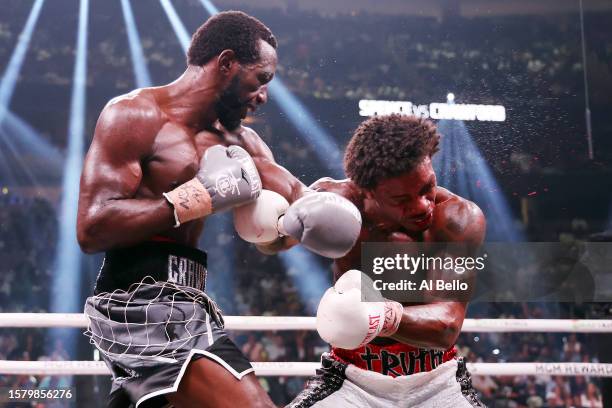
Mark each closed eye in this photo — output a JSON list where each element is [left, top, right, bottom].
[[419, 182, 435, 195], [258, 73, 273, 84], [391, 195, 411, 204]]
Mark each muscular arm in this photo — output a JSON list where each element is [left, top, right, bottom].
[[251, 156, 304, 254], [236, 126, 311, 253], [255, 175, 363, 255], [77, 99, 174, 253], [236, 126, 310, 204], [390, 302, 467, 349], [391, 196, 486, 349]]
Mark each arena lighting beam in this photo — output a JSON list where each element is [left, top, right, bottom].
[[120, 0, 152, 88], [2, 111, 62, 163], [50, 0, 89, 356], [198, 216, 237, 312], [0, 123, 37, 185], [0, 0, 45, 185], [0, 111, 63, 185], [198, 0, 219, 15], [159, 0, 191, 51], [0, 0, 45, 126], [267, 80, 344, 177], [433, 119, 524, 242], [279, 247, 332, 315], [0, 130, 20, 184]]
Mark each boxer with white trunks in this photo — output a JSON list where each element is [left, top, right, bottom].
[[249, 114, 487, 407]]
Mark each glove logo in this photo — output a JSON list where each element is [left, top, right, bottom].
[[234, 156, 261, 198], [215, 171, 240, 198]]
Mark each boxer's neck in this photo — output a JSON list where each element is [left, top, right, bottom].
[[160, 65, 220, 130]]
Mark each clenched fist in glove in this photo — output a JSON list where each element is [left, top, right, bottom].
[[279, 192, 361, 258], [164, 145, 261, 227], [316, 270, 404, 350], [233, 189, 290, 244], [234, 191, 362, 259]]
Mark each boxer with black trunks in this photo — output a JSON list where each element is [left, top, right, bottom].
[[77, 11, 361, 408], [256, 114, 487, 407]]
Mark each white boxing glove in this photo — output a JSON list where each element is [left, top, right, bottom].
[[316, 270, 404, 350], [233, 189, 289, 243]]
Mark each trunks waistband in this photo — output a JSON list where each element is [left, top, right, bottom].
[[94, 241, 208, 294], [330, 342, 457, 377]]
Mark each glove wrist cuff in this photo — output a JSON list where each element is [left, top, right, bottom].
[[164, 178, 212, 227], [379, 300, 403, 337], [276, 215, 288, 237]]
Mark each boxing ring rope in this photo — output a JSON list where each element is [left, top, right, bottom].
[[1, 313, 612, 332], [0, 360, 611, 378], [0, 314, 611, 377]]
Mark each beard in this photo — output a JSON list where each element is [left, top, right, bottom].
[[215, 75, 245, 131]]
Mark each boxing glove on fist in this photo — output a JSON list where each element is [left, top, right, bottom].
[[164, 145, 261, 226], [316, 270, 403, 350], [279, 192, 362, 258], [233, 190, 290, 243]]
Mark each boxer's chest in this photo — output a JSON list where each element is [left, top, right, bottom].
[[336, 223, 435, 269], [139, 124, 243, 196]]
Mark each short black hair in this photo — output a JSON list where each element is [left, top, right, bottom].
[[187, 11, 277, 66], [344, 114, 440, 189]]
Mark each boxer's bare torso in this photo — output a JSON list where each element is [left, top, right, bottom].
[[78, 87, 305, 253]]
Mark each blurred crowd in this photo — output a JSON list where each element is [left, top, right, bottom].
[[0, 3, 610, 163], [0, 193, 73, 407], [2, 4, 610, 105], [0, 3, 610, 188], [459, 303, 609, 407]]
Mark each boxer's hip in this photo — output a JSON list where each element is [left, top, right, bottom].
[[288, 354, 484, 407], [94, 240, 208, 294], [85, 240, 219, 367], [84, 282, 250, 408], [84, 278, 225, 367], [330, 339, 457, 377], [83, 242, 253, 407], [343, 358, 482, 406]]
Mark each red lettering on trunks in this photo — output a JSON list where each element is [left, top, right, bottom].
[[331, 341, 456, 377]]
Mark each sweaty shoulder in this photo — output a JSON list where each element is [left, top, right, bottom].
[[430, 187, 486, 244], [93, 90, 164, 160], [236, 126, 274, 161], [309, 177, 364, 210]]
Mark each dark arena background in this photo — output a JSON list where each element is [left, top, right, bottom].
[[0, 0, 611, 407]]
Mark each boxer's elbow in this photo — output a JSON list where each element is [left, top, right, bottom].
[[437, 315, 462, 349], [428, 301, 466, 349], [77, 223, 100, 254], [77, 212, 107, 254]]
